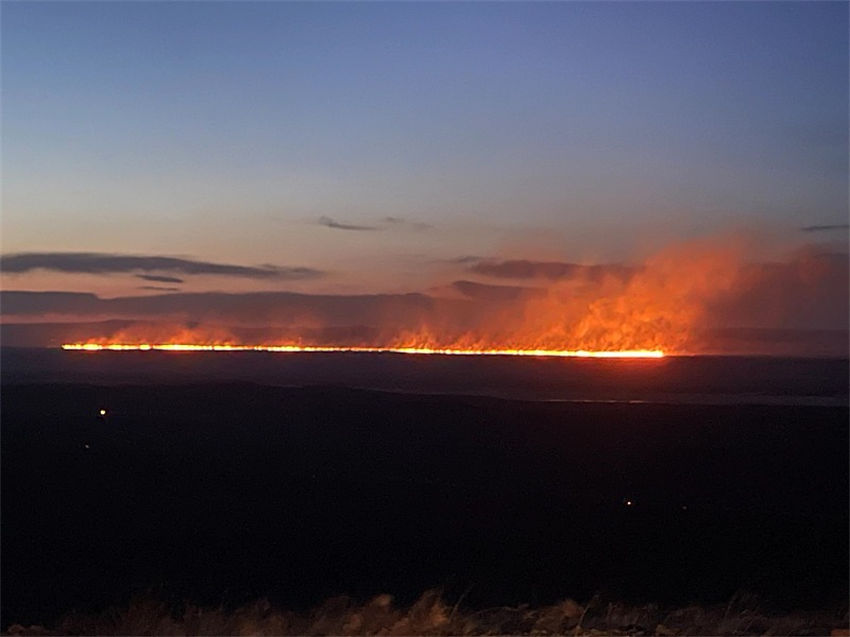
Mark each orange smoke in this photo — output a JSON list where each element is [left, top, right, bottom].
[[383, 237, 743, 354], [517, 238, 744, 353], [57, 236, 759, 356]]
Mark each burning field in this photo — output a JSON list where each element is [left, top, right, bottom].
[[4, 4, 848, 634], [60, 343, 665, 358], [3, 237, 848, 357]]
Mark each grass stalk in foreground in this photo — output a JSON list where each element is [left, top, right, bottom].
[[5, 590, 850, 636]]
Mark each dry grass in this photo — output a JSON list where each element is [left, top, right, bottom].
[[5, 590, 848, 636]]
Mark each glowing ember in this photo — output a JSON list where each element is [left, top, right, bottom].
[[61, 343, 664, 358]]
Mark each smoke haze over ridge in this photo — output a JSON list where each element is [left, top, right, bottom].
[[3, 236, 847, 356]]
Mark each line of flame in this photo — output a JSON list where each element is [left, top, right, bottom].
[[61, 343, 664, 358]]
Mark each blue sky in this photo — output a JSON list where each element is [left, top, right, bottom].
[[2, 1, 847, 295]]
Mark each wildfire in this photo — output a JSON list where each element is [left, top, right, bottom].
[[53, 240, 757, 359], [60, 343, 664, 358]]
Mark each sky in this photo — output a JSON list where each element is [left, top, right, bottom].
[[1, 1, 848, 353]]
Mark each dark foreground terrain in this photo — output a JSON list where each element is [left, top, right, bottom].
[[2, 363, 848, 630]]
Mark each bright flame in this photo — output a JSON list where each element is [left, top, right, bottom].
[[61, 343, 664, 358], [53, 239, 763, 358]]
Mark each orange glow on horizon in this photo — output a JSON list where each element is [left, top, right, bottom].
[[47, 239, 761, 359], [52, 240, 758, 360], [60, 343, 664, 358]]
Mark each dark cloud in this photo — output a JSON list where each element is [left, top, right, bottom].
[[800, 224, 849, 233], [318, 216, 379, 231], [0, 291, 100, 315], [447, 255, 485, 265], [316, 216, 433, 232], [451, 280, 546, 302], [138, 286, 181, 292], [382, 216, 434, 231], [0, 290, 479, 331], [0, 252, 324, 280], [469, 259, 635, 281], [136, 274, 184, 284]]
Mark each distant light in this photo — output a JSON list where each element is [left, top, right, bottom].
[[625, 500, 633, 506], [681, 505, 688, 511], [99, 409, 107, 416], [84, 443, 90, 449]]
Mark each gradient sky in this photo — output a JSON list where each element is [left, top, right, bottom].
[[2, 1, 848, 297]]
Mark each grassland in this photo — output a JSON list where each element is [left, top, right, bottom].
[[6, 590, 849, 636]]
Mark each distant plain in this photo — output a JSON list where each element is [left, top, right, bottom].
[[2, 349, 847, 629]]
